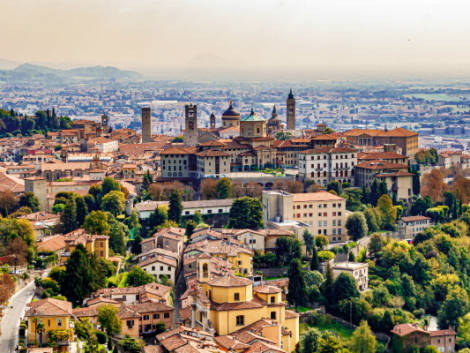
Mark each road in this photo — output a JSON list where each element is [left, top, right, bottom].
[[0, 280, 36, 353]]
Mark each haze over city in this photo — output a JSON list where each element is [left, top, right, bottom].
[[2, 0, 470, 79]]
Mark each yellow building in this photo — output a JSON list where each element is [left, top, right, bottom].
[[60, 228, 109, 263], [25, 298, 74, 350], [191, 255, 299, 352]]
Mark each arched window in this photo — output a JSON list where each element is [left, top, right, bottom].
[[202, 263, 208, 277]]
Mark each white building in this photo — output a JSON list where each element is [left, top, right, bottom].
[[138, 256, 177, 283], [398, 215, 431, 239], [298, 147, 357, 186], [332, 262, 369, 291]]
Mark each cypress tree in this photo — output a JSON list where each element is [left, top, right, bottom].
[[75, 196, 89, 227], [287, 259, 307, 307], [61, 198, 77, 233], [310, 245, 319, 271], [168, 190, 183, 224]]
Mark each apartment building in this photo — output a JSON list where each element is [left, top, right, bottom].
[[262, 190, 348, 243], [398, 215, 431, 239], [298, 147, 357, 185], [332, 262, 369, 291], [159, 147, 196, 179]]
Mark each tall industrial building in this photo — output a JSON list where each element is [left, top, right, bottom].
[[141, 107, 152, 143], [184, 104, 198, 146], [286, 89, 296, 130]]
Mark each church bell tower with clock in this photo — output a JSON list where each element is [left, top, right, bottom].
[[184, 104, 198, 146]]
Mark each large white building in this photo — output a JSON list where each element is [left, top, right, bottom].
[[298, 147, 357, 186]]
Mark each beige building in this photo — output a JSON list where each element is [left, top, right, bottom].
[[332, 262, 368, 291], [376, 171, 414, 202], [196, 150, 231, 177], [240, 108, 267, 138], [398, 215, 431, 239], [262, 190, 348, 243], [159, 147, 196, 179]]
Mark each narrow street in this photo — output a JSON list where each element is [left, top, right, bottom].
[[0, 280, 36, 353]]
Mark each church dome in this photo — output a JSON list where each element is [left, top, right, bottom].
[[222, 100, 241, 119]]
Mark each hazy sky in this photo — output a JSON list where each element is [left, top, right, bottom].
[[2, 0, 470, 76]]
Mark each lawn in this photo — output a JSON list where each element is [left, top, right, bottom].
[[300, 320, 354, 340]]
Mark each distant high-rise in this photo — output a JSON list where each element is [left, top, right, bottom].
[[185, 104, 198, 146], [141, 107, 152, 143], [286, 89, 296, 130]]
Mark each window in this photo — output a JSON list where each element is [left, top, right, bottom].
[[271, 311, 276, 320], [234, 293, 240, 301], [168, 266, 171, 271], [164, 313, 170, 318], [271, 296, 275, 303], [153, 313, 160, 319], [152, 266, 155, 271], [236, 315, 244, 326], [127, 320, 134, 328], [143, 315, 149, 320], [57, 318, 62, 327]]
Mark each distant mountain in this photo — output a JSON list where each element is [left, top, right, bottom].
[[0, 63, 141, 83], [0, 58, 21, 70]]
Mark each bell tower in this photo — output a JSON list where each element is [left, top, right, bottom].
[[197, 254, 211, 283], [286, 89, 296, 130], [210, 113, 216, 129], [184, 104, 198, 146]]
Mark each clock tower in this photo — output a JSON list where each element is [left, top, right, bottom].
[[185, 104, 198, 146], [286, 89, 296, 130]]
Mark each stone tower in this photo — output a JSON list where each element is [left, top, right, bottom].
[[286, 89, 296, 130], [210, 113, 216, 129], [184, 104, 198, 146], [101, 113, 109, 133], [141, 107, 152, 143]]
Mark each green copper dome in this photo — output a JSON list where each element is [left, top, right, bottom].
[[241, 107, 265, 122]]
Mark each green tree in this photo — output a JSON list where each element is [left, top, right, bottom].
[[275, 237, 301, 266], [61, 198, 77, 233], [216, 177, 232, 199], [458, 312, 470, 344], [331, 272, 360, 304], [321, 263, 334, 303], [109, 219, 127, 255], [18, 192, 40, 212], [346, 212, 368, 241], [131, 235, 142, 255], [75, 195, 89, 227], [303, 230, 314, 256], [119, 335, 143, 353], [438, 286, 469, 329], [377, 194, 397, 230], [317, 331, 343, 353], [148, 206, 168, 231], [301, 328, 321, 353], [287, 259, 307, 307], [327, 181, 342, 195], [101, 191, 125, 216], [228, 197, 263, 229], [98, 304, 122, 336], [349, 321, 376, 353], [142, 171, 153, 191], [315, 235, 329, 250], [83, 211, 110, 235], [364, 208, 379, 233], [310, 244, 319, 271], [185, 220, 196, 237], [101, 177, 121, 197], [125, 266, 154, 287], [168, 190, 183, 224]]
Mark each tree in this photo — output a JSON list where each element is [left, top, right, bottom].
[[84, 211, 110, 235], [0, 191, 18, 216], [331, 272, 360, 304], [438, 286, 469, 329], [0, 273, 15, 305], [228, 197, 263, 229], [18, 192, 40, 212], [410, 196, 433, 216], [168, 190, 183, 224], [148, 207, 168, 231], [75, 196, 89, 227], [317, 331, 343, 353], [349, 321, 376, 353], [4, 237, 28, 270], [301, 328, 321, 353], [216, 177, 232, 199], [364, 208, 379, 233], [185, 220, 196, 237], [287, 259, 307, 307], [458, 313, 470, 344], [101, 177, 121, 197], [98, 304, 122, 336], [131, 235, 142, 255], [61, 198, 77, 233], [109, 220, 127, 255], [444, 191, 459, 220], [368, 233, 384, 259], [310, 244, 319, 271], [101, 191, 125, 216], [327, 181, 342, 195], [421, 168, 447, 203], [321, 263, 334, 303], [62, 244, 103, 306], [346, 212, 368, 241], [303, 230, 314, 256], [142, 171, 153, 191], [201, 179, 218, 200], [315, 235, 329, 250], [377, 194, 397, 230], [275, 237, 301, 266], [126, 266, 154, 287], [119, 335, 143, 353]]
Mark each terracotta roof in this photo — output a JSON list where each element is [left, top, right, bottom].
[[344, 127, 418, 137], [215, 336, 251, 351], [137, 255, 177, 268], [208, 275, 252, 287], [37, 235, 66, 253], [160, 335, 187, 351], [254, 285, 281, 294], [0, 172, 24, 193], [293, 191, 344, 202], [211, 299, 263, 311], [391, 324, 427, 337], [285, 310, 299, 319], [160, 147, 196, 155], [356, 161, 408, 170], [72, 306, 99, 318], [196, 150, 230, 157], [144, 345, 164, 353], [244, 340, 286, 353], [400, 215, 431, 222], [358, 152, 408, 160], [25, 298, 73, 317], [429, 329, 456, 337], [174, 344, 201, 353]]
